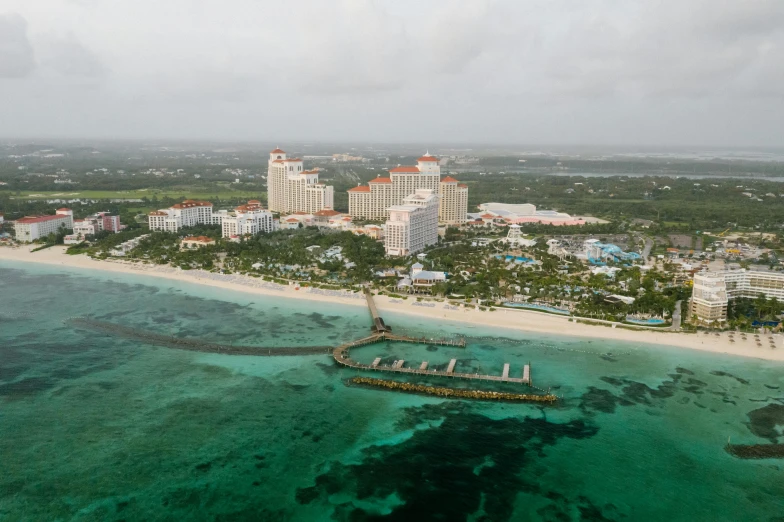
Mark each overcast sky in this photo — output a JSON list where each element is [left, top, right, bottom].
[[1, 0, 783, 147]]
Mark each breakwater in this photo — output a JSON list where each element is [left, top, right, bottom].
[[69, 318, 332, 356], [348, 376, 557, 403], [726, 443, 784, 459]]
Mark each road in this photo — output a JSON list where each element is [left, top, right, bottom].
[[671, 300, 682, 330]]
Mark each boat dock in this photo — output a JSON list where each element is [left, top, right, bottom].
[[330, 291, 533, 385]]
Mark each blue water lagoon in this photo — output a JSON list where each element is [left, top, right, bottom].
[[1, 261, 784, 521]]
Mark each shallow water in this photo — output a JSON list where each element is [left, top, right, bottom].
[[1, 261, 783, 521]]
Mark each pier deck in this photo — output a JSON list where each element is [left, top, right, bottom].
[[332, 334, 531, 385]]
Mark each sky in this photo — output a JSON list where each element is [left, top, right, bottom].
[[0, 0, 783, 147]]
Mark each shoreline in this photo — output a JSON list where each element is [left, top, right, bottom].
[[2, 245, 783, 362]]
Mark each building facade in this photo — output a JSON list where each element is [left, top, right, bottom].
[[148, 200, 218, 232], [384, 189, 439, 256], [348, 154, 467, 224], [690, 269, 784, 324], [267, 148, 334, 214], [14, 209, 73, 242], [221, 202, 276, 239]]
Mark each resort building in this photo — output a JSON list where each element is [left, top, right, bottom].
[[220, 202, 276, 239], [267, 148, 334, 214], [72, 212, 123, 237], [348, 153, 467, 224], [148, 200, 221, 232], [384, 189, 439, 256], [690, 269, 784, 324], [14, 208, 73, 242]]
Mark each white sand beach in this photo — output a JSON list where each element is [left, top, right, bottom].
[[2, 245, 783, 362]]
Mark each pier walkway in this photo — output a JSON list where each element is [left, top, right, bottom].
[[331, 289, 533, 385], [332, 333, 531, 385]]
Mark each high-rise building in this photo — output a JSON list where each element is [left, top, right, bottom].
[[384, 189, 439, 256], [438, 176, 468, 225], [267, 148, 334, 214], [689, 269, 784, 324], [348, 153, 467, 224]]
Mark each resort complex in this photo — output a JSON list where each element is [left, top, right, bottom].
[[267, 148, 334, 214], [690, 269, 784, 325], [348, 153, 468, 225], [149, 200, 276, 239], [471, 203, 586, 226]]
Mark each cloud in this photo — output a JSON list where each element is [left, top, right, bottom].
[[0, 13, 36, 78], [38, 33, 107, 77]]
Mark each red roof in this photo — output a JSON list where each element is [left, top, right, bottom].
[[440, 176, 459, 183], [57, 208, 71, 211], [480, 213, 495, 219], [348, 186, 371, 192], [248, 200, 261, 204], [16, 215, 70, 224], [418, 155, 438, 162], [314, 209, 341, 217], [369, 177, 392, 183], [458, 184, 468, 188], [282, 158, 301, 162], [285, 218, 299, 223], [389, 166, 420, 173], [272, 159, 283, 163], [271, 148, 285, 153], [182, 236, 214, 243], [302, 169, 319, 174]]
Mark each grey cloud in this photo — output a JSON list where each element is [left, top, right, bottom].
[[0, 13, 36, 78], [38, 33, 107, 77]]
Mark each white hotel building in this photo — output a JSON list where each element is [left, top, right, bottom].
[[149, 200, 276, 238], [384, 189, 439, 256], [348, 154, 467, 225], [690, 269, 784, 325], [14, 208, 73, 242], [267, 148, 334, 214]]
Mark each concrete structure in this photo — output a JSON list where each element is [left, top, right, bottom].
[[348, 154, 467, 224], [384, 189, 439, 256], [111, 234, 149, 256], [14, 209, 73, 242], [267, 148, 334, 214], [503, 224, 537, 248], [690, 269, 784, 324], [221, 202, 276, 238]]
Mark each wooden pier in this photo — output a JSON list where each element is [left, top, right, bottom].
[[330, 290, 533, 386], [332, 333, 531, 385]]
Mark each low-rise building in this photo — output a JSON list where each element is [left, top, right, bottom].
[[181, 236, 216, 249], [14, 209, 73, 242]]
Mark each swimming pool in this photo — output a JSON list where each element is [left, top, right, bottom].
[[503, 303, 571, 315], [625, 317, 666, 325]]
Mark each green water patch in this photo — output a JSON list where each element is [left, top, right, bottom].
[[747, 404, 784, 443], [296, 403, 602, 521]]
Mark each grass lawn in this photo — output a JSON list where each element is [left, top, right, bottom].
[[3, 189, 265, 200]]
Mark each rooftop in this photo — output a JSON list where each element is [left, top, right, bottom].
[[16, 214, 70, 224], [369, 177, 392, 183], [348, 186, 371, 192], [441, 176, 459, 183], [389, 166, 420, 173]]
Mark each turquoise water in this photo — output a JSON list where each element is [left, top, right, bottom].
[[626, 317, 666, 326], [2, 261, 784, 521]]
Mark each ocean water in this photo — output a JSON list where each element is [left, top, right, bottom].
[[1, 262, 783, 522]]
